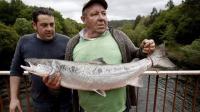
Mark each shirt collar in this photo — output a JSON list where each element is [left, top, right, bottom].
[[79, 29, 109, 41]]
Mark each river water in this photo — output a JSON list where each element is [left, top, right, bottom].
[[136, 75, 200, 112]]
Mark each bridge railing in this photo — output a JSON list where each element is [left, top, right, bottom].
[[0, 70, 200, 112]]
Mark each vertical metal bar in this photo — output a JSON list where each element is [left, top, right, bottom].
[[145, 75, 151, 112], [136, 87, 139, 112], [24, 76, 32, 112], [181, 77, 189, 112], [5, 76, 10, 100], [172, 75, 178, 112], [0, 96, 3, 112], [192, 76, 199, 112], [162, 75, 168, 112], [153, 75, 159, 112], [3, 76, 10, 112]]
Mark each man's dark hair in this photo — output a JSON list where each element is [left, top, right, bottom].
[[32, 7, 54, 23], [82, 0, 108, 15]]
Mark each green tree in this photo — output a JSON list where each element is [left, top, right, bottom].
[[144, 8, 158, 27], [0, 0, 11, 25], [122, 28, 136, 44], [166, 0, 175, 9], [9, 0, 26, 25], [147, 15, 167, 44], [132, 17, 148, 45], [175, 17, 194, 44], [18, 7, 33, 20], [0, 23, 19, 70], [55, 18, 63, 33], [13, 18, 34, 36], [53, 10, 65, 33], [184, 0, 200, 5], [63, 18, 83, 37], [162, 23, 176, 44], [133, 15, 141, 29], [180, 39, 200, 69]]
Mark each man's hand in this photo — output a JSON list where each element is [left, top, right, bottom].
[[9, 98, 22, 112], [42, 72, 61, 89], [140, 39, 155, 54]]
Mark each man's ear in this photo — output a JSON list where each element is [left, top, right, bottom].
[[81, 16, 85, 23], [32, 21, 37, 30]]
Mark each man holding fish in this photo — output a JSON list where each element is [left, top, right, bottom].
[[64, 0, 155, 112]]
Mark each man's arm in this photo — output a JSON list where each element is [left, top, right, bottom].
[[9, 76, 22, 112]]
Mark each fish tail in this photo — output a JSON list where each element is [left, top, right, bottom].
[[149, 44, 176, 68]]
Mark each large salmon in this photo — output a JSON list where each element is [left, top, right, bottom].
[[21, 44, 175, 96]]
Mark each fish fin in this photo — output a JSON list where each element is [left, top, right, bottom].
[[89, 58, 107, 65], [127, 76, 144, 87], [50, 60, 59, 75], [93, 90, 106, 97]]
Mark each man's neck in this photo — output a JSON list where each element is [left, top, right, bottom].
[[36, 34, 54, 41], [84, 29, 103, 39]]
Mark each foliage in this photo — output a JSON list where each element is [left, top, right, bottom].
[[120, 23, 136, 44], [53, 10, 65, 33], [18, 7, 33, 20], [168, 39, 200, 69], [63, 18, 83, 37], [109, 20, 134, 29], [181, 39, 200, 67], [0, 0, 26, 25], [55, 18, 63, 33], [0, 23, 19, 52], [0, 0, 12, 25], [133, 15, 141, 29], [0, 0, 200, 69], [184, 0, 200, 5], [131, 1, 200, 69], [147, 4, 200, 45], [146, 7, 159, 26], [0, 23, 19, 70], [166, 0, 175, 9], [132, 17, 148, 46], [13, 18, 34, 36], [147, 15, 167, 44]]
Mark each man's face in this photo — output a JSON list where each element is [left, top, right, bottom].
[[33, 15, 55, 40], [82, 4, 108, 34]]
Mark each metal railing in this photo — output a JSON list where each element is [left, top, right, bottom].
[[0, 70, 200, 112]]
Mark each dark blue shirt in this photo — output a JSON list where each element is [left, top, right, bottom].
[[10, 33, 72, 108]]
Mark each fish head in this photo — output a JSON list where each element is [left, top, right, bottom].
[[21, 58, 56, 77]]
